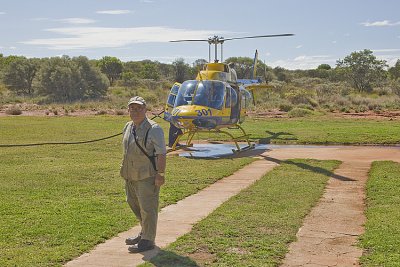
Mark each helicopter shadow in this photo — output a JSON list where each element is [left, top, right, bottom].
[[141, 247, 199, 267], [179, 143, 270, 159], [257, 130, 298, 144], [260, 155, 355, 182]]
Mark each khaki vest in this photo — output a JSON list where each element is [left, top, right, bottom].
[[120, 119, 158, 181]]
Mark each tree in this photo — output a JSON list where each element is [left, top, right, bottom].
[[3, 57, 40, 95], [173, 58, 191, 83], [158, 62, 175, 81], [225, 57, 254, 79], [38, 56, 83, 101], [273, 66, 291, 82], [140, 61, 160, 80], [388, 59, 400, 80], [336, 49, 387, 92], [192, 58, 208, 71], [73, 56, 109, 98], [317, 64, 332, 70], [38, 56, 109, 101], [97, 56, 123, 86]]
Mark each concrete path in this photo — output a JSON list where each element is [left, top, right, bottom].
[[280, 160, 369, 266], [267, 146, 400, 267], [65, 159, 278, 267], [65, 145, 400, 267]]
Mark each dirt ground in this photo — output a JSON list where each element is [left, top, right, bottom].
[[2, 103, 400, 120]]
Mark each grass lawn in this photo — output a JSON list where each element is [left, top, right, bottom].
[[245, 116, 400, 145], [1, 115, 399, 266], [0, 116, 254, 266], [359, 161, 400, 266], [185, 115, 400, 145], [140, 159, 341, 267]]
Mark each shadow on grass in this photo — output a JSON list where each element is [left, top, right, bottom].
[[262, 156, 355, 182], [257, 130, 298, 144], [142, 249, 199, 267]]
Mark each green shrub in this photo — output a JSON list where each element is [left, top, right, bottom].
[[5, 106, 22, 115], [373, 86, 392, 96], [354, 105, 368, 113], [297, 103, 314, 110], [279, 103, 293, 112], [288, 107, 313, 117]]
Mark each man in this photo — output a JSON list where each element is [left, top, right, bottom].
[[120, 96, 167, 253]]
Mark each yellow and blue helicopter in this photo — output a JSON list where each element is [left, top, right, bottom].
[[163, 34, 293, 152]]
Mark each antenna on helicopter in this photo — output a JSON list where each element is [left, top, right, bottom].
[[170, 33, 294, 62]]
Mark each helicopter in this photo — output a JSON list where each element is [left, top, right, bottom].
[[163, 34, 294, 152]]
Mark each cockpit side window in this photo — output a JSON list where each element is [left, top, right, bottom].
[[167, 83, 180, 107], [175, 80, 197, 107], [206, 81, 224, 110], [225, 86, 231, 108]]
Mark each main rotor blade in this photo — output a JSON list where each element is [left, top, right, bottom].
[[223, 33, 294, 41], [169, 39, 209, 42]]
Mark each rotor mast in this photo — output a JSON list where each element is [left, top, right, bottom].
[[208, 36, 225, 63]]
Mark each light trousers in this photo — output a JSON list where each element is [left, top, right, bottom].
[[125, 176, 160, 242]]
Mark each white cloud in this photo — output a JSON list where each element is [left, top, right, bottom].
[[269, 55, 335, 70], [370, 49, 400, 67], [361, 20, 400, 27], [57, 18, 96, 24], [332, 40, 337, 44], [0, 12, 6, 15], [140, 0, 155, 3], [121, 54, 203, 64], [96, 10, 131, 15], [372, 48, 400, 53], [295, 45, 302, 49], [21, 26, 230, 50]]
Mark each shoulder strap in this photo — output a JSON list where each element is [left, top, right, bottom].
[[132, 127, 157, 171], [144, 128, 150, 148]]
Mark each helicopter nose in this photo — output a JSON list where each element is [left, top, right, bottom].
[[192, 118, 216, 128]]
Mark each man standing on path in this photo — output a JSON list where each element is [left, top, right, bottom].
[[120, 96, 167, 253]]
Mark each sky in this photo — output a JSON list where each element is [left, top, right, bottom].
[[0, 0, 399, 70]]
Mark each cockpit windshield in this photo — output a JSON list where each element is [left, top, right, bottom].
[[175, 80, 225, 110]]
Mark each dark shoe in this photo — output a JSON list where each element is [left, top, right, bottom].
[[128, 239, 155, 253], [125, 235, 141, 245]]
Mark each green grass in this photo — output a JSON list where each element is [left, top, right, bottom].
[[1, 115, 399, 266], [2, 114, 399, 146], [140, 159, 341, 267], [244, 116, 400, 145], [0, 116, 254, 267], [359, 161, 400, 266]]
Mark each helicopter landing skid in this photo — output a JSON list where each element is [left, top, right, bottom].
[[169, 124, 255, 154]]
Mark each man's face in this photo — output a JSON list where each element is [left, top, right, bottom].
[[128, 103, 146, 123]]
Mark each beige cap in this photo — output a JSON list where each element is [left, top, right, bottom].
[[127, 96, 146, 106]]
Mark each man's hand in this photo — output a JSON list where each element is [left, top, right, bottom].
[[155, 173, 165, 187]]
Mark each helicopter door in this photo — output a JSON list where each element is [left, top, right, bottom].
[[228, 86, 239, 124], [164, 82, 181, 122]]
